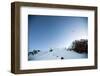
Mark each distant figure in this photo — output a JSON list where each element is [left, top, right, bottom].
[[61, 57, 64, 60], [38, 50, 40, 52], [49, 48, 53, 52]]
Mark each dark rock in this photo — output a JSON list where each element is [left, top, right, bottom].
[[71, 39, 88, 53], [61, 57, 64, 60]]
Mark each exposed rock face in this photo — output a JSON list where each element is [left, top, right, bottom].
[[71, 39, 88, 53], [28, 50, 40, 56]]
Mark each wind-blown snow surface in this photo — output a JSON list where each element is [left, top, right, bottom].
[[28, 48, 88, 61]]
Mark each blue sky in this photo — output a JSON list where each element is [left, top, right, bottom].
[[28, 15, 88, 51]]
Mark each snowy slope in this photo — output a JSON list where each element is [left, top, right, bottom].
[[28, 48, 88, 61]]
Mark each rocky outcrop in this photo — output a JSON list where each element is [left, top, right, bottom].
[[71, 39, 88, 53]]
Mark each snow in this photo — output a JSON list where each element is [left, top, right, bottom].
[[28, 48, 88, 61]]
